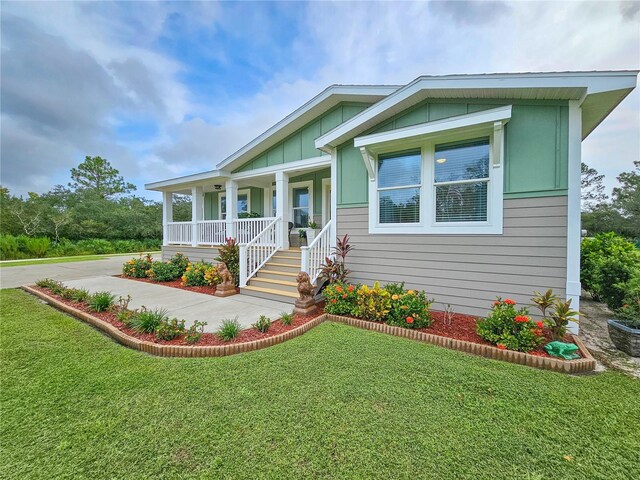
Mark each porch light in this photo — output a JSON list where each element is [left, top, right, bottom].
[[214, 184, 222, 190], [436, 158, 447, 164]]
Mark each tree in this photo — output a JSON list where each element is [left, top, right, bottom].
[[612, 160, 640, 237], [581, 162, 608, 210], [69, 156, 136, 198]]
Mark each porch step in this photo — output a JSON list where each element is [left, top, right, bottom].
[[241, 285, 298, 303], [270, 254, 301, 265], [257, 269, 299, 281], [263, 262, 300, 273], [249, 277, 298, 295]]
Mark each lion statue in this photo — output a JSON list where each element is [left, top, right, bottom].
[[296, 271, 314, 302], [217, 262, 234, 287]]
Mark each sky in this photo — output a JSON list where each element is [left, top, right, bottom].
[[1, 0, 639, 201]]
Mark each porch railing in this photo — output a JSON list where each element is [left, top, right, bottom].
[[301, 220, 332, 284], [235, 217, 277, 244], [239, 217, 280, 287], [197, 220, 226, 245], [166, 222, 193, 245]]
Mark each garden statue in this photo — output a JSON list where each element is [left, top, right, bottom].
[[214, 262, 236, 298], [293, 271, 316, 315]]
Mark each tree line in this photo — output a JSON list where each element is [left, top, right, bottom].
[[0, 156, 192, 241], [581, 160, 639, 240]]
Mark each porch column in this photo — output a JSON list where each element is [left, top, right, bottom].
[[191, 186, 204, 247], [162, 191, 173, 247], [225, 179, 238, 240], [330, 148, 338, 249], [275, 170, 289, 249]]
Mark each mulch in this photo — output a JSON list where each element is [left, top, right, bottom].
[[33, 285, 574, 357], [115, 275, 241, 296]]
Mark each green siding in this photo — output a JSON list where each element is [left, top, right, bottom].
[[232, 103, 370, 174], [337, 99, 569, 206], [289, 168, 330, 213], [249, 187, 264, 216], [204, 192, 218, 220]]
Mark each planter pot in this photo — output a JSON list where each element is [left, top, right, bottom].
[[306, 228, 318, 244], [607, 320, 640, 357]]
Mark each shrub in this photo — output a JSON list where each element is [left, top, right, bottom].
[[155, 318, 186, 341], [147, 261, 180, 282], [68, 288, 90, 303], [168, 253, 190, 275], [323, 282, 358, 316], [546, 299, 580, 340], [24, 237, 51, 257], [476, 298, 545, 352], [204, 265, 221, 286], [181, 261, 212, 286], [280, 311, 294, 326], [88, 291, 116, 312], [215, 238, 239, 286], [319, 234, 353, 284], [0, 235, 19, 260], [592, 257, 638, 310], [581, 232, 639, 300], [384, 282, 405, 297], [122, 254, 153, 278], [387, 288, 433, 329], [218, 317, 241, 341], [616, 273, 640, 328], [185, 320, 208, 344], [355, 282, 391, 322], [253, 315, 271, 333], [129, 307, 169, 333], [35, 278, 62, 290], [75, 238, 114, 255]]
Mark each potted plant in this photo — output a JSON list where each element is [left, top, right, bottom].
[[305, 221, 319, 244], [607, 280, 640, 357]]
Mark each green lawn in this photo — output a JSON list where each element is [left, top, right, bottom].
[[0, 252, 160, 268], [1, 289, 638, 479]]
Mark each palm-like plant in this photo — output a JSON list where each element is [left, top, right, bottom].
[[546, 299, 580, 340], [319, 234, 353, 283], [531, 289, 559, 318]]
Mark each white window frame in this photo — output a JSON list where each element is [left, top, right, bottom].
[[219, 188, 251, 220], [368, 128, 504, 235], [376, 149, 423, 227], [289, 180, 314, 228]]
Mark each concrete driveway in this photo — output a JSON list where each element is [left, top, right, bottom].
[[2, 255, 294, 333]]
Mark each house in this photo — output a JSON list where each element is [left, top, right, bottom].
[[145, 71, 638, 331]]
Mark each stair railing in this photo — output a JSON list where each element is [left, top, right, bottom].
[[300, 220, 332, 285], [238, 216, 280, 287]]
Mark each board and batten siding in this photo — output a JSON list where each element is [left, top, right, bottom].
[[162, 246, 220, 263], [337, 195, 568, 318]]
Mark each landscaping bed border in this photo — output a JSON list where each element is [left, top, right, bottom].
[[22, 285, 596, 372]]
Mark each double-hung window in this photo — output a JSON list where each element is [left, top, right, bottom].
[[377, 150, 421, 224], [219, 190, 249, 219], [434, 138, 490, 223]]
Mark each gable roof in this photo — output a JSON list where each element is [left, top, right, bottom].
[[214, 84, 400, 172], [315, 71, 639, 151]]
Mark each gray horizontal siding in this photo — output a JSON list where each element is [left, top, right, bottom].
[[162, 246, 220, 263], [337, 195, 568, 318]]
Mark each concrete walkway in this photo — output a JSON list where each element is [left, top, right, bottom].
[[2, 255, 294, 332], [60, 276, 293, 333]]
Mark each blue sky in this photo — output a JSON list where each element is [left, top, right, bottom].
[[1, 1, 639, 201]]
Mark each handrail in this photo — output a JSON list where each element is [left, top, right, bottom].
[[238, 216, 281, 287], [300, 220, 332, 284]]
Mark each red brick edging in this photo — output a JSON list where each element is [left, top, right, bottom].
[[22, 285, 596, 373]]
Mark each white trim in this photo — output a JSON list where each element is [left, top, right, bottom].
[[354, 105, 512, 149], [230, 155, 331, 180], [368, 131, 503, 235], [146, 170, 226, 191], [162, 191, 173, 246], [219, 188, 251, 219], [321, 177, 331, 227], [566, 100, 582, 334], [330, 148, 338, 249], [289, 180, 314, 229]]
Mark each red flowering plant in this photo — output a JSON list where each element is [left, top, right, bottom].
[[386, 285, 434, 329], [476, 297, 545, 352], [323, 281, 359, 316]]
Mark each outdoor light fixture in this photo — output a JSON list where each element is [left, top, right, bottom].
[[436, 158, 447, 164], [214, 184, 222, 190]]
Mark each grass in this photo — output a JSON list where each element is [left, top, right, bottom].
[[0, 252, 161, 268], [1, 289, 639, 479]]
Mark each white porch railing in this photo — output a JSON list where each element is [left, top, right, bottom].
[[235, 217, 277, 244], [301, 220, 332, 284], [239, 217, 280, 287], [167, 222, 193, 244], [197, 220, 226, 245]]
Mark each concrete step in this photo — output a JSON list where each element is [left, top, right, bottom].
[[257, 269, 298, 281], [241, 285, 297, 304], [249, 277, 298, 295]]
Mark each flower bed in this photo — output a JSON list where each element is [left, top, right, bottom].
[[116, 275, 230, 296]]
